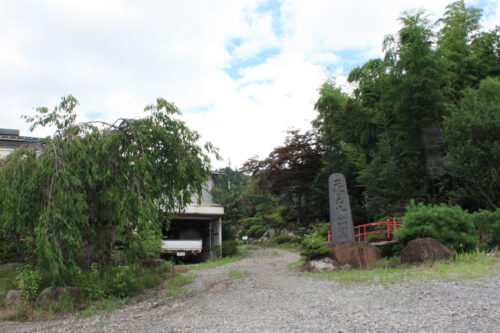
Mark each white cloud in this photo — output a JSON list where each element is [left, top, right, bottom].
[[1, 0, 498, 168]]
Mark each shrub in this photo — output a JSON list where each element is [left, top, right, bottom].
[[311, 223, 330, 239], [79, 263, 106, 300], [242, 217, 262, 228], [15, 265, 42, 304], [246, 225, 261, 238], [105, 265, 142, 298], [136, 238, 163, 261], [300, 235, 331, 260], [264, 213, 285, 231], [254, 227, 267, 238], [221, 222, 236, 241], [222, 240, 238, 257], [273, 235, 295, 245], [471, 209, 500, 249], [0, 233, 22, 264], [396, 202, 478, 252]]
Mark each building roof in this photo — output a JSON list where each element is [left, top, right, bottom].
[[0, 128, 45, 144]]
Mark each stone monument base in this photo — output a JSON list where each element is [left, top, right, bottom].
[[327, 241, 380, 269]]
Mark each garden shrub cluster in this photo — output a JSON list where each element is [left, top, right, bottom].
[[13, 261, 174, 304], [300, 235, 331, 260], [273, 235, 297, 245], [241, 217, 268, 239], [300, 224, 331, 260], [221, 240, 238, 257], [471, 209, 500, 249], [396, 202, 478, 252]]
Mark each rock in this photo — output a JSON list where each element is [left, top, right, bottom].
[[36, 286, 81, 304], [401, 238, 451, 264], [55, 286, 80, 299], [142, 259, 164, 268], [328, 241, 380, 269], [0, 262, 24, 270], [305, 257, 339, 272], [486, 250, 500, 258], [36, 287, 57, 304], [5, 290, 23, 307], [341, 264, 351, 270]]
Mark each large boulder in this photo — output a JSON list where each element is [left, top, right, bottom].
[[401, 238, 451, 264], [36, 286, 81, 304], [36, 287, 57, 304], [5, 290, 23, 307], [305, 257, 339, 273], [328, 241, 380, 269]]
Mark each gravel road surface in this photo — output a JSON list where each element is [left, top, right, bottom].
[[2, 248, 499, 332]]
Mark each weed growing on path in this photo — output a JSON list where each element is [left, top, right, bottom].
[[190, 249, 251, 271], [228, 270, 249, 278]]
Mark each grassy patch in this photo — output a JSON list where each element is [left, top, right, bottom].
[[272, 251, 282, 257], [305, 252, 500, 285], [228, 270, 249, 278], [77, 297, 132, 319], [164, 274, 195, 297], [273, 243, 301, 253], [190, 248, 251, 271], [288, 258, 306, 271]]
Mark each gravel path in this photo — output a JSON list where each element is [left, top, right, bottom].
[[2, 248, 499, 332]]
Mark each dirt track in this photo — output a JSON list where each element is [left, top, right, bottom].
[[2, 248, 499, 332]]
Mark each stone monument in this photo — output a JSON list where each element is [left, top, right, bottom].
[[328, 173, 354, 243], [327, 173, 380, 269]]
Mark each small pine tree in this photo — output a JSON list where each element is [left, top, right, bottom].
[[396, 202, 478, 252]]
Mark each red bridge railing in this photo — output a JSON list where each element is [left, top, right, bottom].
[[354, 218, 402, 242], [327, 218, 402, 244]]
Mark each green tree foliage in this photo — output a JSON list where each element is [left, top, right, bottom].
[[470, 209, 500, 249], [313, 2, 499, 222], [300, 234, 331, 260], [437, 0, 483, 97], [242, 130, 324, 225], [221, 240, 238, 257], [313, 81, 375, 222], [211, 167, 276, 240], [396, 202, 478, 252], [0, 96, 215, 283], [444, 77, 500, 210]]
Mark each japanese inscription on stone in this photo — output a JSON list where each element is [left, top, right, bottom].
[[328, 173, 354, 243]]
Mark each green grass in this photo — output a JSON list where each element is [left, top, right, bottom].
[[287, 258, 306, 271], [77, 297, 133, 319], [228, 270, 249, 278], [190, 248, 251, 271], [272, 251, 282, 257], [304, 252, 500, 285], [273, 242, 301, 253], [164, 274, 195, 297]]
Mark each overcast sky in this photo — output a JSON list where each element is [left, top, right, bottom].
[[1, 0, 499, 168]]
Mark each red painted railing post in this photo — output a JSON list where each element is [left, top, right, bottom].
[[387, 218, 391, 240], [328, 230, 331, 243]]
